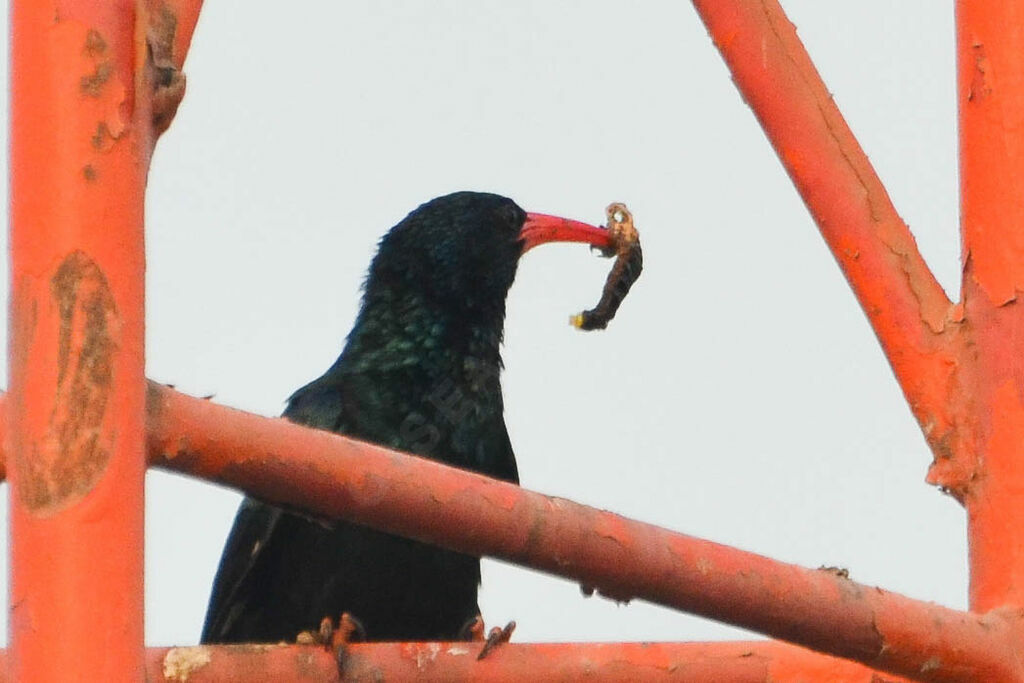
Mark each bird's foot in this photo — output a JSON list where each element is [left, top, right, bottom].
[[458, 614, 516, 658], [476, 620, 516, 661], [296, 613, 366, 651]]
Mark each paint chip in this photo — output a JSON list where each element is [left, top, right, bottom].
[[163, 647, 212, 681]]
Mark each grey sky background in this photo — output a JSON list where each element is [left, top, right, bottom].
[[2, 1, 962, 645]]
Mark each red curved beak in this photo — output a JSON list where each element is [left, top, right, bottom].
[[520, 212, 611, 253]]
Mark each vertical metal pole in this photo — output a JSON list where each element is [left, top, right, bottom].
[[957, 0, 1024, 612], [9, 0, 148, 679]]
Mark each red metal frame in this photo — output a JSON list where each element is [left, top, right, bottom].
[[9, 2, 149, 679], [8, 0, 1024, 680], [955, 0, 1024, 614]]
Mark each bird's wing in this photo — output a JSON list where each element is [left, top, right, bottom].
[[200, 380, 344, 643], [199, 496, 284, 641], [453, 409, 519, 484], [495, 421, 518, 483]]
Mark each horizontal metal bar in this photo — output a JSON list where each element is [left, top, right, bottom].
[[0, 641, 917, 682], [0, 384, 1014, 681]]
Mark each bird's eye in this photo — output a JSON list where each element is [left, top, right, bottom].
[[498, 204, 520, 229]]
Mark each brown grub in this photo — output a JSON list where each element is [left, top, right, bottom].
[[571, 202, 643, 331], [16, 251, 118, 514]]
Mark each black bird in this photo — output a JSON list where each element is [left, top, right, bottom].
[[201, 191, 611, 644]]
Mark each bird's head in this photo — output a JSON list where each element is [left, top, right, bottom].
[[364, 191, 610, 324]]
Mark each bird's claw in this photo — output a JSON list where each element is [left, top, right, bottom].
[[333, 613, 366, 649], [296, 613, 366, 652], [458, 614, 487, 642], [477, 620, 515, 660]]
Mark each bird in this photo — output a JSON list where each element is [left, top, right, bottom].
[[200, 191, 612, 644]]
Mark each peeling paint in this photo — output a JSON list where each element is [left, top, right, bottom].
[[413, 643, 441, 671], [53, 23, 128, 154], [868, 612, 885, 658], [163, 646, 212, 681], [818, 565, 849, 579], [968, 43, 992, 102], [90, 120, 123, 152], [79, 61, 112, 97], [17, 251, 119, 514]]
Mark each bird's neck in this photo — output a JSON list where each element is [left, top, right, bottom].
[[307, 292, 514, 479], [333, 293, 507, 379]]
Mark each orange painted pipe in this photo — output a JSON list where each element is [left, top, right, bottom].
[[337, 641, 916, 683], [0, 641, 918, 682], [955, 0, 1024, 614], [9, 1, 149, 679], [143, 384, 1021, 683], [9, 1, 202, 680]]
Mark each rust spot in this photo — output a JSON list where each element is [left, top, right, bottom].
[[16, 251, 119, 514], [148, 5, 186, 135], [10, 286, 39, 377], [80, 61, 112, 97], [91, 121, 115, 151], [51, 22, 127, 153], [83, 29, 106, 56], [82, 164, 97, 182], [145, 380, 165, 424], [968, 43, 992, 102]]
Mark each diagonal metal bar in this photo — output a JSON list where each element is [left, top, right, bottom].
[[688, 0, 967, 489]]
